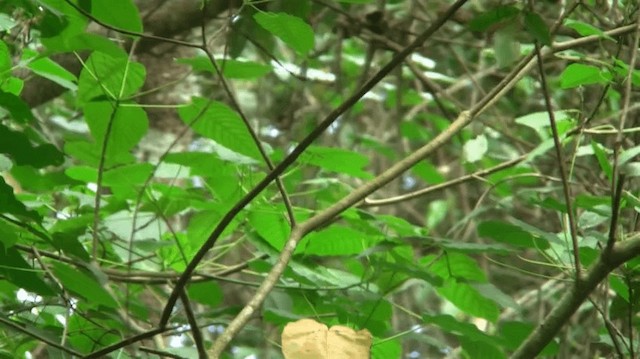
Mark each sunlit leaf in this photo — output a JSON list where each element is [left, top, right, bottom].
[[560, 63, 609, 88], [179, 97, 262, 161], [254, 12, 314, 56]]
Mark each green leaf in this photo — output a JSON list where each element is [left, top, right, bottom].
[[499, 321, 559, 355], [254, 12, 314, 56], [560, 63, 609, 89], [438, 279, 500, 321], [0, 40, 10, 76], [25, 51, 77, 91], [77, 52, 146, 104], [411, 161, 444, 184], [426, 200, 448, 230], [372, 338, 401, 359], [0, 14, 17, 33], [178, 57, 272, 79], [297, 226, 383, 256], [0, 247, 56, 296], [565, 20, 613, 40], [52, 232, 91, 262], [51, 262, 119, 308], [102, 163, 154, 186], [429, 253, 487, 282], [0, 91, 34, 123], [300, 146, 372, 179], [591, 141, 612, 181], [0, 177, 40, 222], [515, 110, 574, 139], [477, 220, 550, 249], [178, 97, 263, 161], [622, 162, 640, 177], [523, 11, 551, 46], [493, 27, 520, 68], [83, 101, 148, 158], [423, 314, 503, 346], [79, 0, 142, 34], [249, 205, 291, 250], [0, 221, 18, 248], [618, 144, 640, 166], [468, 6, 520, 32], [64, 140, 135, 167], [188, 281, 223, 307], [0, 125, 64, 168], [460, 336, 506, 359], [1, 76, 24, 95]]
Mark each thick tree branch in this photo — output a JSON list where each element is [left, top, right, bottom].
[[511, 233, 640, 359]]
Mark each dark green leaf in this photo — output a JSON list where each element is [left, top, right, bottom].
[[468, 6, 520, 32], [523, 11, 551, 46], [0, 91, 34, 123], [477, 220, 550, 249], [50, 262, 118, 308], [0, 246, 55, 296], [0, 176, 41, 222]]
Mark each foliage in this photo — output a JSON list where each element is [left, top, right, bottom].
[[1, 0, 640, 358]]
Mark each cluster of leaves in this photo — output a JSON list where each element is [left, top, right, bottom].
[[1, 0, 640, 358]]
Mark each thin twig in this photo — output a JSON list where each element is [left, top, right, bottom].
[[362, 155, 526, 206], [179, 289, 207, 358], [0, 317, 83, 357], [533, 43, 581, 280]]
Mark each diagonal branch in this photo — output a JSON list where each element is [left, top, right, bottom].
[[158, 0, 471, 331], [511, 232, 640, 359]]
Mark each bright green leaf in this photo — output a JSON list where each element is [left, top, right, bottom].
[[560, 63, 608, 89], [77, 52, 146, 104], [565, 20, 613, 40], [80, 0, 142, 34], [298, 226, 382, 256], [301, 146, 372, 179], [83, 101, 148, 158], [178, 97, 262, 161], [429, 253, 487, 282], [26, 52, 78, 91], [372, 338, 401, 359], [249, 205, 291, 250], [254, 12, 314, 56], [0, 40, 10, 76]]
